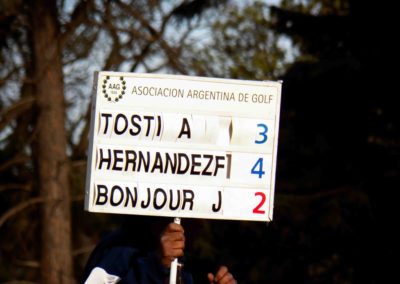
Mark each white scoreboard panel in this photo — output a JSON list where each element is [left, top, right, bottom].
[[85, 72, 282, 221]]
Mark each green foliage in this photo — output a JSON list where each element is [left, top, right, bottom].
[[183, 1, 287, 80]]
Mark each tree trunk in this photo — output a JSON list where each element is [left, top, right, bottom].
[[30, 0, 74, 283]]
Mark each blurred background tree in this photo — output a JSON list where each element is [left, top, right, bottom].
[[1, 0, 397, 283], [0, 0, 227, 282]]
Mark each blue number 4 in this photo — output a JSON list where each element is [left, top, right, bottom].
[[251, 158, 265, 178], [255, 123, 268, 144]]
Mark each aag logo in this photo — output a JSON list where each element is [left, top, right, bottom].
[[102, 76, 126, 102]]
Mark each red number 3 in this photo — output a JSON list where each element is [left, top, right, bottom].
[[253, 192, 266, 214]]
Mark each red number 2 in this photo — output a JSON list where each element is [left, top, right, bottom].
[[253, 192, 266, 214]]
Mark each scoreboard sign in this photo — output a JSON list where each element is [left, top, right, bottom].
[[84, 72, 282, 221]]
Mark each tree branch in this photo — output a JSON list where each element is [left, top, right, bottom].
[[0, 197, 46, 228], [72, 244, 95, 256], [0, 183, 32, 193], [0, 154, 30, 173], [59, 0, 94, 47], [0, 97, 35, 132], [1, 281, 37, 284], [115, 0, 188, 74], [15, 259, 40, 268]]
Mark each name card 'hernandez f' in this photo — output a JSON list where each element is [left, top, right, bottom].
[[85, 72, 282, 222]]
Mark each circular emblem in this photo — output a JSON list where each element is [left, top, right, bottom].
[[102, 76, 126, 102]]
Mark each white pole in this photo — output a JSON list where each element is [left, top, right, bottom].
[[169, 217, 181, 284]]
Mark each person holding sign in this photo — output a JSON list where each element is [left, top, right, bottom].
[[81, 221, 236, 284], [83, 72, 281, 283]]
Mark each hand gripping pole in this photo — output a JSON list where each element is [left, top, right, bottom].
[[169, 217, 181, 284]]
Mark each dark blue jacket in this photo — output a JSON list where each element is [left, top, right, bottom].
[[81, 228, 193, 284]]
